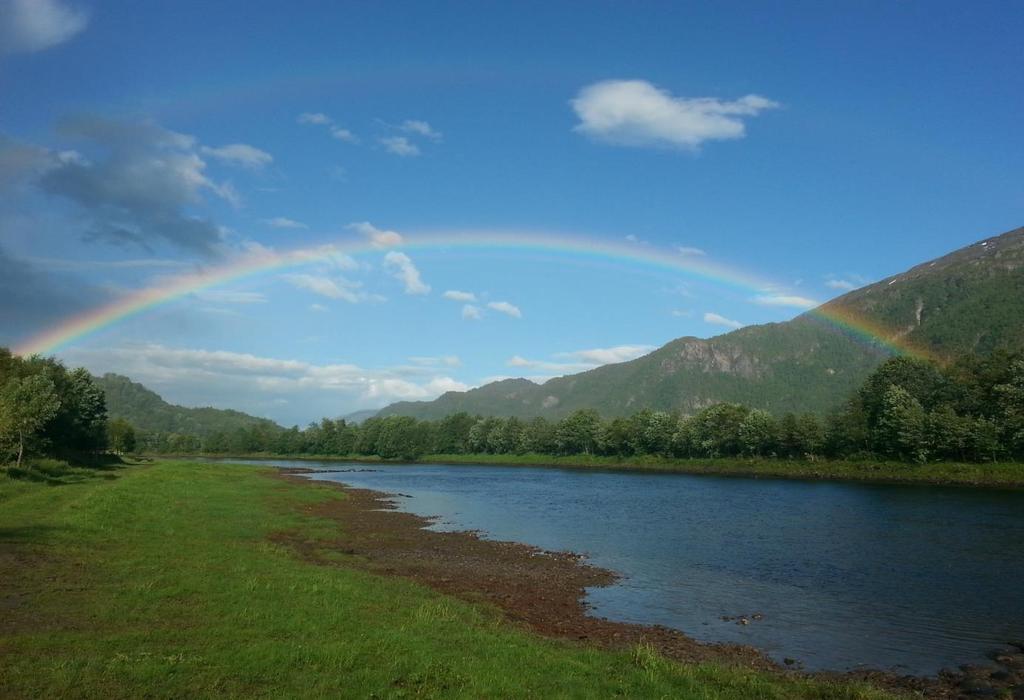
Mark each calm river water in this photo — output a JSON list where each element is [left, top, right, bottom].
[[234, 459, 1024, 675]]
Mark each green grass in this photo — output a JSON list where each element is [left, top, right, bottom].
[[0, 460, 902, 699], [190, 450, 1024, 488], [417, 453, 1024, 487]]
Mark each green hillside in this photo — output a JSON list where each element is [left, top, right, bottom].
[[95, 373, 282, 437], [381, 226, 1024, 420]]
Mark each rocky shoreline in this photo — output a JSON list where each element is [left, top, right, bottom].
[[274, 467, 1024, 699]]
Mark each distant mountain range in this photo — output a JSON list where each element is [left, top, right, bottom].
[[95, 373, 283, 436], [379, 226, 1024, 420]]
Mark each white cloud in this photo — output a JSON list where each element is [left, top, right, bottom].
[[383, 251, 430, 295], [380, 136, 420, 157], [571, 79, 779, 150], [200, 143, 273, 169], [507, 344, 652, 375], [826, 279, 856, 291], [675, 246, 706, 257], [703, 312, 744, 329], [348, 221, 403, 248], [282, 273, 367, 303], [670, 309, 693, 318], [310, 303, 328, 312], [557, 344, 655, 365], [263, 216, 308, 230], [64, 343, 470, 425], [195, 290, 268, 304], [443, 289, 477, 302], [751, 294, 818, 309], [409, 355, 461, 367], [0, 0, 88, 54], [331, 127, 358, 143], [487, 301, 521, 318], [461, 304, 482, 320], [297, 113, 332, 125], [297, 113, 358, 143], [400, 120, 442, 141]]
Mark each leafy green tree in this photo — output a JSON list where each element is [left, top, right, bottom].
[[555, 409, 602, 455], [738, 409, 778, 456], [107, 418, 137, 454], [0, 375, 62, 468], [688, 403, 750, 457], [876, 385, 928, 462]]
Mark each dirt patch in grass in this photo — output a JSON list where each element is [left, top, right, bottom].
[[271, 469, 960, 698]]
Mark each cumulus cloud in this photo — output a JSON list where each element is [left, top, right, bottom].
[[380, 136, 420, 157], [408, 355, 461, 367], [675, 246, 706, 257], [400, 119, 442, 141], [297, 113, 332, 125], [557, 345, 655, 365], [0, 0, 88, 54], [263, 216, 308, 229], [297, 112, 358, 143], [194, 290, 267, 304], [310, 303, 328, 312], [826, 279, 856, 291], [571, 79, 779, 150], [282, 273, 372, 304], [443, 289, 476, 302], [383, 251, 430, 295], [348, 221, 403, 248], [487, 301, 521, 318], [330, 127, 358, 143], [63, 343, 470, 425], [703, 312, 744, 329], [461, 304, 482, 320], [507, 344, 654, 375], [34, 116, 236, 255], [200, 143, 273, 169], [751, 294, 818, 309]]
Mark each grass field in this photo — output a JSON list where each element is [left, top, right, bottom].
[[0, 460, 903, 698], [187, 450, 1024, 488]]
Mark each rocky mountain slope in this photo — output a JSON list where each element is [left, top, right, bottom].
[[379, 226, 1024, 420]]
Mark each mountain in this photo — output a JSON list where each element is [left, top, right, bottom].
[[95, 373, 283, 436], [380, 226, 1024, 420], [341, 409, 379, 425]]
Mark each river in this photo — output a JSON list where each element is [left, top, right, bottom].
[[229, 459, 1024, 675]]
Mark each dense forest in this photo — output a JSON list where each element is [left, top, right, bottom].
[[3, 348, 1022, 468], [169, 352, 1024, 464]]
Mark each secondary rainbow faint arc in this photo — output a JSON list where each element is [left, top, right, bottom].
[[12, 231, 927, 360]]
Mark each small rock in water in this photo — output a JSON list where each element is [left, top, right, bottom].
[[783, 657, 796, 666]]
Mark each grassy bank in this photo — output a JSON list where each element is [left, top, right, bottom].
[[0, 460, 899, 699], [419, 453, 1024, 487], [175, 450, 1024, 488]]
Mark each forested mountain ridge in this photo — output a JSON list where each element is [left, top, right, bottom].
[[94, 373, 282, 437], [380, 226, 1024, 420]]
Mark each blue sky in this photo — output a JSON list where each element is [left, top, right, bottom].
[[1, 0, 1022, 425]]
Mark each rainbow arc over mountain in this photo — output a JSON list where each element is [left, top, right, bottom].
[[12, 231, 928, 361]]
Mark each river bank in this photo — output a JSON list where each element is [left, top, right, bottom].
[[172, 451, 1024, 488], [280, 465, 1024, 699], [0, 460, 905, 699]]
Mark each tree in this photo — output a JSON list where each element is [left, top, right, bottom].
[[555, 410, 602, 455], [107, 418, 137, 455], [0, 375, 61, 468], [876, 385, 928, 462], [738, 409, 778, 456]]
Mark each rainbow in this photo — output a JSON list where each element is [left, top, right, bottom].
[[11, 230, 931, 361]]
